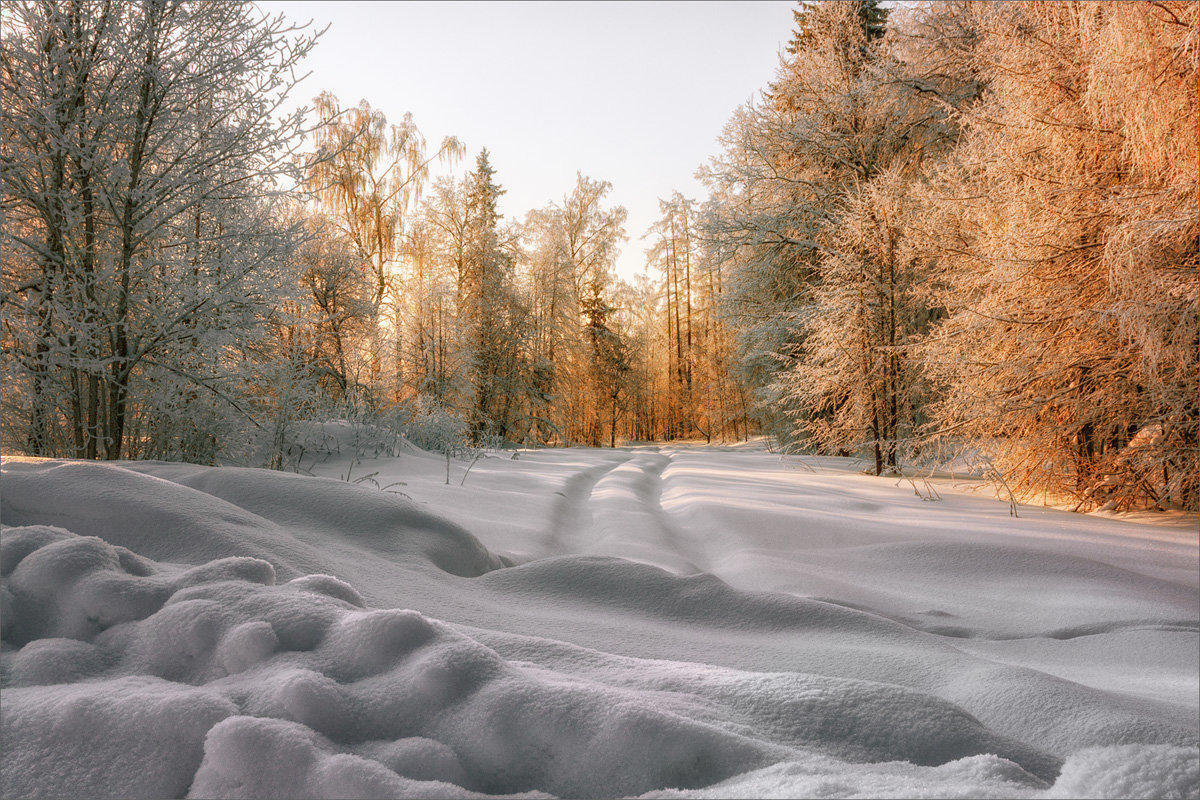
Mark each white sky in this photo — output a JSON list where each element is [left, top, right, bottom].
[[259, 0, 796, 280]]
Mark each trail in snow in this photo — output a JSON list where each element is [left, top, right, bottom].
[[582, 451, 706, 575], [541, 453, 630, 555], [539, 449, 705, 574]]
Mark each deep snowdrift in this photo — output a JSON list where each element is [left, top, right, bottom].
[[1, 443, 1197, 799]]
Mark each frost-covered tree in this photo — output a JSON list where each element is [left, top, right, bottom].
[[461, 149, 528, 442], [520, 204, 574, 443], [921, 0, 1199, 510], [410, 177, 475, 411], [256, 289, 328, 472], [778, 2, 975, 471], [580, 275, 630, 447], [646, 194, 696, 439], [698, 1, 897, 448], [645, 193, 745, 442], [606, 273, 666, 442], [305, 93, 463, 310], [294, 213, 376, 404], [393, 215, 462, 404], [301, 93, 463, 409], [1, 0, 317, 460], [701, 0, 961, 463], [519, 174, 627, 445], [787, 171, 934, 474]]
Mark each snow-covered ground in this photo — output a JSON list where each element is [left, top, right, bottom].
[[2, 432, 1197, 799]]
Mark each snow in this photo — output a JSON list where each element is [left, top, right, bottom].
[[2, 437, 1197, 799]]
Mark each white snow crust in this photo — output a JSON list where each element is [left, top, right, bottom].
[[2, 438, 1197, 798]]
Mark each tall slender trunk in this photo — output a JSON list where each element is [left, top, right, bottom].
[[610, 392, 618, 448], [669, 218, 685, 436], [871, 407, 883, 477], [885, 230, 898, 470], [79, 139, 101, 458], [106, 0, 165, 460], [664, 249, 676, 439], [70, 370, 85, 456], [682, 212, 693, 393], [28, 304, 54, 455]]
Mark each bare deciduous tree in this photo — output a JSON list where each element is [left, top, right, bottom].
[[2, 0, 318, 461]]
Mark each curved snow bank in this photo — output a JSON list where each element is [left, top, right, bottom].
[[476, 555, 1197, 760], [811, 539, 1200, 640], [643, 753, 1050, 799], [122, 461, 509, 577], [1, 459, 506, 581], [1, 523, 1071, 798], [645, 745, 1198, 800], [481, 554, 936, 638]]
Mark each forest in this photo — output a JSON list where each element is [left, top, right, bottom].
[[2, 0, 1197, 513]]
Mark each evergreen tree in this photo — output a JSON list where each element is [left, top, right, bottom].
[[462, 150, 527, 441], [581, 277, 629, 447], [783, 0, 889, 58]]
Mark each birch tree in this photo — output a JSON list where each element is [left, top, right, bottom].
[[302, 93, 462, 408]]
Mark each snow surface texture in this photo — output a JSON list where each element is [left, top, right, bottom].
[[2, 436, 1197, 799]]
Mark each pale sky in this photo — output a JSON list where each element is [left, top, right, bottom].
[[260, 1, 797, 279]]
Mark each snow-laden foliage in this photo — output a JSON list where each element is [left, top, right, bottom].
[[918, 1, 1199, 510], [701, 0, 1197, 509], [698, 0, 963, 463], [1, 1, 319, 462]]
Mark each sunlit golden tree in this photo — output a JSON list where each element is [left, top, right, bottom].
[[921, 1, 1198, 509], [302, 93, 462, 408]]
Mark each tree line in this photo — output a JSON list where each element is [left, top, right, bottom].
[[2, 1, 1195, 512]]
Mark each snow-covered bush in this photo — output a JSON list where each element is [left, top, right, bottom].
[[395, 398, 471, 456]]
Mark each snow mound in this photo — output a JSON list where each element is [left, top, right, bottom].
[[1, 459, 506, 583], [1045, 744, 1199, 800], [189, 716, 514, 800], [642, 753, 1049, 799], [2, 523, 1067, 797], [2, 676, 236, 799]]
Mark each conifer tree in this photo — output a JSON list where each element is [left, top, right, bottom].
[[462, 150, 527, 441]]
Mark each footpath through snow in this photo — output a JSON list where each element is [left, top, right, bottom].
[[1, 436, 1197, 798]]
